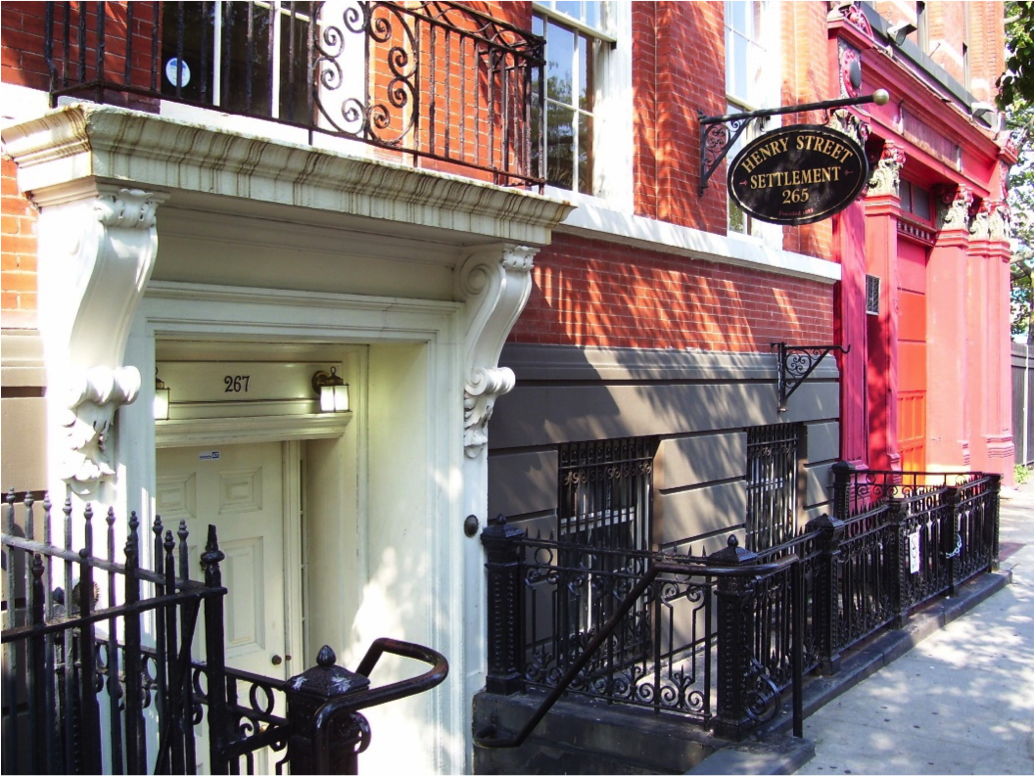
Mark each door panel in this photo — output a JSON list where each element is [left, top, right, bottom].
[[156, 443, 287, 679]]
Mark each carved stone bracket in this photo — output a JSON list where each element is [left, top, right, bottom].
[[60, 366, 141, 489], [936, 185, 974, 232], [825, 109, 870, 149], [867, 142, 905, 197], [36, 186, 165, 495], [456, 244, 537, 458]]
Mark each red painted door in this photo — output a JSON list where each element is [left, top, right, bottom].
[[897, 241, 928, 472]]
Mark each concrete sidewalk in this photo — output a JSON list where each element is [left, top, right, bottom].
[[791, 476, 1034, 776]]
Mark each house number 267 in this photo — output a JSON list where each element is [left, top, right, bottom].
[[224, 375, 250, 393]]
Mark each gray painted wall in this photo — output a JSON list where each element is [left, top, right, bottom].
[[488, 344, 841, 556]]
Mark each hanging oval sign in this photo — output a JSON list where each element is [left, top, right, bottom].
[[727, 125, 868, 225]]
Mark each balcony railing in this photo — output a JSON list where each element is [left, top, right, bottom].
[[43, 1, 545, 187]]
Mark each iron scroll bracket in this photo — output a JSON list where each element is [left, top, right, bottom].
[[772, 342, 851, 412], [697, 91, 888, 196]]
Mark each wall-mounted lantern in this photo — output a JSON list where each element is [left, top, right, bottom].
[[312, 367, 350, 413], [154, 369, 171, 420]]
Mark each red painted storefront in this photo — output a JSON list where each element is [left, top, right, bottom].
[[829, 3, 1016, 481]]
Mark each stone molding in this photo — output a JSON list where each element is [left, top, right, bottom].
[[456, 244, 538, 458], [1, 103, 573, 247]]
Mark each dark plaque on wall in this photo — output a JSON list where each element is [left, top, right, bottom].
[[727, 125, 868, 225]]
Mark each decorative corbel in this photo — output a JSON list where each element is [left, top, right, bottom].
[[59, 366, 141, 489], [936, 185, 974, 232], [456, 244, 537, 458], [867, 142, 905, 197], [36, 187, 165, 495]]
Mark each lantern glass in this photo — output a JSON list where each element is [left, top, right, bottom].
[[320, 382, 349, 413], [154, 386, 171, 420]]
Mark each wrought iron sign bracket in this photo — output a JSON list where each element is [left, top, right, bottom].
[[772, 342, 851, 412], [698, 91, 888, 196]]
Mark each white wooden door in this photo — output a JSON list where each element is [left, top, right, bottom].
[[156, 442, 288, 679]]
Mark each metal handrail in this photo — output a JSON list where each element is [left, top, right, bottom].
[[474, 556, 804, 749], [312, 637, 449, 772]]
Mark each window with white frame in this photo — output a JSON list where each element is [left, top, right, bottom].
[[532, 2, 617, 196], [725, 0, 780, 238]]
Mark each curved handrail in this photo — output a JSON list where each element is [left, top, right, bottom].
[[311, 637, 449, 771]]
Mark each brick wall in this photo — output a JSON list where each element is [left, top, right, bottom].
[[634, 1, 728, 233], [1, 2, 49, 91], [1, 158, 37, 327], [511, 232, 834, 351], [870, 0, 1004, 98]]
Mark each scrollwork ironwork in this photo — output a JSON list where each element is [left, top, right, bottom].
[[771, 342, 850, 411]]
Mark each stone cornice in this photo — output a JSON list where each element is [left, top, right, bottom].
[[1, 103, 574, 246]]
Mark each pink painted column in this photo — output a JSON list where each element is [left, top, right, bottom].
[[864, 143, 905, 471], [927, 185, 973, 470], [834, 199, 869, 467], [967, 210, 991, 473], [986, 190, 1016, 480]]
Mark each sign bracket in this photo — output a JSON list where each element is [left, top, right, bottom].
[[698, 91, 887, 196], [772, 342, 851, 412]]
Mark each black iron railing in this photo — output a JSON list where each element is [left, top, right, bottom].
[[481, 464, 1001, 743], [1, 491, 238, 774], [1, 490, 448, 775], [480, 517, 806, 743], [43, 1, 545, 188]]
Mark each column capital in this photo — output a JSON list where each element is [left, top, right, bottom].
[[935, 184, 974, 233], [867, 142, 906, 198]]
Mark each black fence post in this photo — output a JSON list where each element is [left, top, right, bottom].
[[830, 460, 853, 522], [889, 497, 908, 628], [945, 485, 963, 595], [480, 514, 525, 695], [806, 513, 845, 674], [989, 474, 1001, 572], [200, 526, 230, 775], [285, 645, 372, 775], [710, 536, 759, 741]]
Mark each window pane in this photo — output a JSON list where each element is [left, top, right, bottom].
[[556, 1, 581, 21], [161, 1, 215, 103], [279, 5, 312, 123], [578, 112, 593, 195], [912, 185, 932, 220], [546, 21, 575, 106], [546, 103, 575, 189], [727, 0, 749, 35], [223, 2, 273, 116], [577, 32, 593, 111]]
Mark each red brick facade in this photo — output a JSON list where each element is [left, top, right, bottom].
[[1, 158, 36, 326], [512, 233, 833, 350]]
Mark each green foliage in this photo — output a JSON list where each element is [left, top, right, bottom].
[[998, 1, 1034, 110], [1002, 2, 1035, 340], [1008, 101, 1033, 339], [1016, 464, 1033, 485]]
